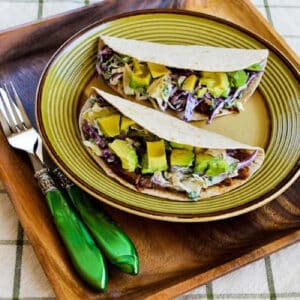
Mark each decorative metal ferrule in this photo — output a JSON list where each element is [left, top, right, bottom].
[[52, 168, 74, 189], [34, 168, 57, 195]]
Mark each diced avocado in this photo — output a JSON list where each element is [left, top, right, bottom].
[[85, 106, 117, 122], [195, 153, 230, 176], [212, 73, 229, 98], [228, 70, 248, 88], [196, 87, 207, 98], [182, 75, 198, 92], [221, 88, 230, 98], [170, 141, 193, 151], [246, 63, 263, 71], [194, 153, 214, 174], [206, 159, 229, 176], [129, 62, 152, 89], [133, 58, 143, 75], [147, 62, 170, 78], [200, 72, 229, 98], [129, 70, 151, 89], [123, 64, 135, 95], [142, 140, 168, 174], [141, 155, 152, 174], [170, 149, 194, 167], [97, 114, 120, 137], [109, 139, 138, 172], [200, 77, 216, 88], [120, 116, 135, 132]]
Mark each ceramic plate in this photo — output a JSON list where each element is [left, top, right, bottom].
[[36, 10, 300, 222]]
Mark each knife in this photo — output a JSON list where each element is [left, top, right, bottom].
[[52, 167, 139, 275]]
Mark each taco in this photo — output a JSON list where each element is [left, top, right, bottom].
[[96, 36, 268, 124], [79, 88, 264, 201]]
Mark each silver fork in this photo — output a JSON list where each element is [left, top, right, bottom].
[[0, 82, 107, 291], [0, 84, 44, 171]]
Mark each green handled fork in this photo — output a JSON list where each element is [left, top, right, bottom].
[[0, 83, 108, 290]]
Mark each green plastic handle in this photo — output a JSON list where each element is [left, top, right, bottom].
[[66, 185, 139, 275], [46, 188, 108, 290]]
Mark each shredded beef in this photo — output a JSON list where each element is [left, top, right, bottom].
[[222, 178, 233, 186], [237, 167, 250, 180], [109, 165, 154, 188], [109, 165, 138, 185], [231, 151, 252, 161], [195, 101, 211, 115], [136, 175, 154, 188]]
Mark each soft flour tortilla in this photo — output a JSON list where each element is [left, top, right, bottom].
[[79, 89, 265, 201], [98, 36, 268, 121], [100, 36, 268, 72]]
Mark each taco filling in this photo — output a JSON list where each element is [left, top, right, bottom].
[[81, 94, 260, 201], [96, 40, 267, 123]]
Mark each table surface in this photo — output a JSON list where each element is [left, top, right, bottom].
[[0, 0, 299, 299]]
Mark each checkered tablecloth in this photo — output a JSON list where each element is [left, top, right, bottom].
[[0, 1, 299, 299]]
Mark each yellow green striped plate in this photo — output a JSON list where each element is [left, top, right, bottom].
[[36, 10, 300, 222]]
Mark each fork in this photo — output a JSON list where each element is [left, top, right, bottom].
[[0, 83, 107, 291]]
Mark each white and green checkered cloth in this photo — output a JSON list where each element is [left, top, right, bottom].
[[0, 1, 299, 299]]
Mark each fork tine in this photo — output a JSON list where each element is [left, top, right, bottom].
[[3, 84, 24, 130], [0, 95, 12, 136], [0, 89, 17, 133], [9, 82, 32, 128]]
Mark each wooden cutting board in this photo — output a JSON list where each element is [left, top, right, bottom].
[[0, 1, 299, 299]]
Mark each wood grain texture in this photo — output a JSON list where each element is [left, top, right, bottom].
[[0, 1, 299, 299]]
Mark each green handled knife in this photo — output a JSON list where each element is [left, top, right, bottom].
[[53, 169, 139, 275]]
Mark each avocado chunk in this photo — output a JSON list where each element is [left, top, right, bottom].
[[129, 72, 151, 89], [141, 155, 152, 174], [170, 141, 193, 151], [83, 105, 117, 122], [182, 75, 198, 92], [200, 72, 229, 98], [109, 139, 138, 172], [123, 64, 135, 95], [194, 153, 230, 176], [228, 70, 248, 88], [206, 159, 229, 176], [221, 88, 230, 98], [142, 140, 168, 174], [170, 149, 194, 167], [132, 58, 143, 75], [120, 116, 135, 132], [199, 77, 216, 88], [194, 153, 214, 174], [196, 87, 207, 98], [129, 63, 151, 89], [147, 62, 170, 78], [97, 114, 120, 137]]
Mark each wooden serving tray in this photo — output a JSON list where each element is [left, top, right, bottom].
[[0, 1, 299, 299]]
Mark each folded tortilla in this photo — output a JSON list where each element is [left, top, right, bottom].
[[97, 36, 268, 123], [79, 89, 264, 201]]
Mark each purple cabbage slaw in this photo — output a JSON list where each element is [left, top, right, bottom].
[[96, 46, 262, 123]]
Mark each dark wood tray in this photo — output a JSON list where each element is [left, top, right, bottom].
[[0, 1, 299, 299]]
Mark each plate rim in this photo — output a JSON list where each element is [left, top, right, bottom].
[[35, 9, 300, 222]]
